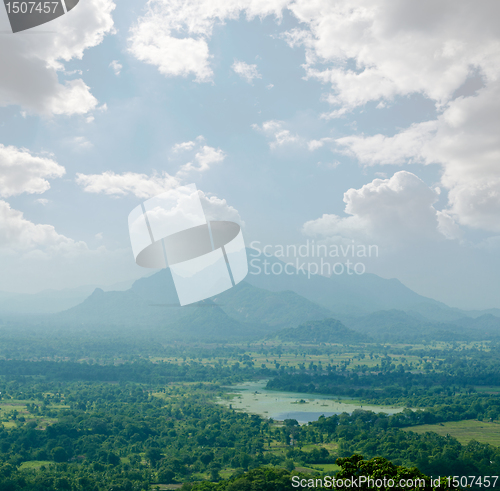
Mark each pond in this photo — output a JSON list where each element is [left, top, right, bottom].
[[218, 380, 406, 424]]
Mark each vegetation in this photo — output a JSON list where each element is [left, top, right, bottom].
[[271, 318, 366, 344], [0, 325, 499, 489]]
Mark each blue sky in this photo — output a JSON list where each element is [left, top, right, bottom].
[[1, 0, 500, 309]]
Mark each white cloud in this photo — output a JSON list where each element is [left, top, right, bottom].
[[334, 82, 500, 233], [0, 144, 65, 198], [127, 0, 500, 118], [308, 137, 334, 151], [76, 171, 179, 199], [0, 0, 115, 116], [335, 121, 438, 166], [72, 136, 94, 150], [302, 171, 453, 245], [177, 145, 225, 176], [232, 60, 262, 84], [172, 138, 225, 177], [198, 191, 244, 225], [287, 0, 500, 113], [128, 0, 290, 82], [76, 135, 238, 228], [76, 172, 242, 229], [77, 137, 226, 198], [252, 120, 299, 149], [172, 140, 196, 152], [0, 143, 93, 262], [129, 28, 212, 82], [0, 197, 134, 293], [0, 200, 87, 255], [109, 60, 123, 76]]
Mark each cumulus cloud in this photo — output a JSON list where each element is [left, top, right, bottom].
[[127, 0, 500, 118], [177, 145, 225, 176], [286, 0, 500, 113], [0, 200, 87, 255], [172, 140, 197, 152], [128, 0, 289, 82], [0, 0, 115, 115], [172, 138, 226, 176], [129, 28, 212, 82], [0, 144, 93, 258], [302, 171, 455, 245], [252, 120, 299, 149], [76, 173, 242, 227], [334, 82, 500, 233], [0, 144, 65, 198], [198, 191, 244, 225], [77, 136, 226, 198], [76, 135, 239, 226], [109, 60, 123, 75], [308, 137, 334, 151], [232, 60, 262, 84], [335, 121, 438, 166], [76, 171, 179, 199]]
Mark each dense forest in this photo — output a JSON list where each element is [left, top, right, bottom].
[[0, 327, 499, 490]]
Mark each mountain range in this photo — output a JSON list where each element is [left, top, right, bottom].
[[1, 249, 499, 343]]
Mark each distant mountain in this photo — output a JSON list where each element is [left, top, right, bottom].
[[55, 288, 167, 327], [454, 314, 500, 332], [404, 302, 468, 323], [164, 299, 269, 342], [4, 248, 500, 343], [466, 308, 500, 319], [244, 249, 451, 316], [1, 248, 498, 324], [49, 268, 334, 341], [211, 281, 333, 328], [54, 286, 264, 342], [243, 249, 500, 326], [272, 318, 366, 344], [0, 278, 139, 315], [341, 309, 500, 343]]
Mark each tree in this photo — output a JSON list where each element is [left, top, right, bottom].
[[52, 447, 68, 463], [146, 447, 163, 468], [336, 454, 458, 491]]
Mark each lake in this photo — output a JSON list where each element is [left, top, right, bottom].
[[218, 380, 406, 424]]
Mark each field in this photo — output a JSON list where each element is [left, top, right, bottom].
[[403, 420, 500, 446], [149, 341, 479, 373], [0, 399, 65, 429], [19, 461, 53, 471]]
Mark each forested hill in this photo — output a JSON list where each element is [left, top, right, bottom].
[[272, 318, 367, 344]]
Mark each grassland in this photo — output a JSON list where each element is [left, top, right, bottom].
[[403, 420, 500, 446], [0, 400, 64, 429], [19, 461, 53, 471]]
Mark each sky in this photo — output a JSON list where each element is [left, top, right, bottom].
[[0, 0, 500, 309]]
